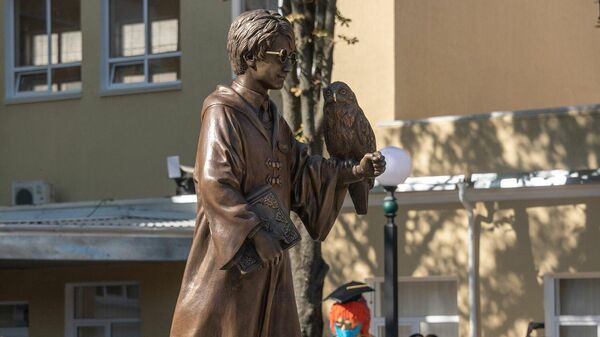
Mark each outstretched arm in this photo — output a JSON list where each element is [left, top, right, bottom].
[[288, 138, 348, 240]]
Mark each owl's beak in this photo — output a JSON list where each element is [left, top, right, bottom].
[[332, 92, 337, 102]]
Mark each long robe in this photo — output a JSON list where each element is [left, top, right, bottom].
[[169, 82, 348, 337]]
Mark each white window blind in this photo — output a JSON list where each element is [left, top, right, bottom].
[[366, 277, 459, 337], [545, 274, 600, 337]]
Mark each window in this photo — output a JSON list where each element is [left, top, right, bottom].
[[365, 277, 459, 337], [0, 302, 29, 337], [103, 0, 181, 91], [65, 283, 140, 337], [6, 0, 82, 99], [544, 274, 600, 337]]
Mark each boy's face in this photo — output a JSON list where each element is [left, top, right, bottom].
[[251, 34, 295, 90]]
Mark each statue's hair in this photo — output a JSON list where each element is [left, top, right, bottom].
[[227, 9, 294, 75]]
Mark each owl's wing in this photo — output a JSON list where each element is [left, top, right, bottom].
[[354, 106, 377, 155], [323, 105, 343, 158]]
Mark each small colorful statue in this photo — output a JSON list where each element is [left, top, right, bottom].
[[325, 281, 375, 337]]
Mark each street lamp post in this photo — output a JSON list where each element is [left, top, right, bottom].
[[376, 146, 412, 337], [383, 185, 399, 337]]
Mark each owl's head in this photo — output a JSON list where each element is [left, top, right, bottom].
[[323, 81, 357, 105]]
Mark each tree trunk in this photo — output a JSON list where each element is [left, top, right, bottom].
[[281, 1, 338, 336], [289, 213, 329, 337]]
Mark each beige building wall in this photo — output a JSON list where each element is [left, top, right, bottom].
[[375, 105, 600, 177], [323, 196, 600, 337], [394, 0, 600, 120], [332, 0, 397, 124], [332, 0, 600, 122], [0, 1, 232, 206], [0, 262, 185, 337]]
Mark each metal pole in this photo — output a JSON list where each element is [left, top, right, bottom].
[[383, 185, 399, 337], [458, 182, 480, 337]]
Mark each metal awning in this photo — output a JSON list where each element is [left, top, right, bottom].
[[364, 168, 600, 207], [0, 196, 196, 262]]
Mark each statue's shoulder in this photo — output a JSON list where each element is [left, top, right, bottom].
[[202, 85, 244, 116]]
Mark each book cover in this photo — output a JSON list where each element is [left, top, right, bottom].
[[236, 185, 301, 274]]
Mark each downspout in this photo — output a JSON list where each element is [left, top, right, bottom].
[[458, 180, 480, 337]]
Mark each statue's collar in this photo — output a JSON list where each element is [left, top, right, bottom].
[[231, 80, 269, 112]]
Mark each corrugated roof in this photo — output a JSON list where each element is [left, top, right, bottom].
[[0, 215, 195, 229], [0, 197, 196, 233]]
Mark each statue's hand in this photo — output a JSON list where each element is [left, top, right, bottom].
[[354, 151, 386, 178], [251, 228, 283, 266]]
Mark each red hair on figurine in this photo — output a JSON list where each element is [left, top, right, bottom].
[[325, 281, 375, 337]]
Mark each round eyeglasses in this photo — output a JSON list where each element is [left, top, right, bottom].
[[265, 49, 297, 65]]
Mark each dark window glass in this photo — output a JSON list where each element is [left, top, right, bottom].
[[16, 71, 48, 92], [149, 57, 180, 83], [0, 304, 29, 328], [52, 66, 81, 92], [15, 0, 47, 67], [110, 0, 145, 57], [148, 0, 179, 54], [51, 0, 81, 64]]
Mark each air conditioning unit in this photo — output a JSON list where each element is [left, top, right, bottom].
[[11, 181, 54, 206]]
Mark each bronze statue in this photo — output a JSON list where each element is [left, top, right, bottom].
[[323, 82, 377, 215], [169, 10, 385, 337]]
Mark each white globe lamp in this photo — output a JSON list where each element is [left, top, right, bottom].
[[376, 146, 412, 188]]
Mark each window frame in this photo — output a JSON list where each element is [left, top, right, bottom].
[[3, 0, 83, 104], [544, 272, 600, 337], [0, 301, 29, 337], [100, 0, 182, 96], [365, 276, 460, 337], [64, 282, 141, 337]]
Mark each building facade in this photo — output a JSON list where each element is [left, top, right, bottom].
[[1, 1, 600, 337]]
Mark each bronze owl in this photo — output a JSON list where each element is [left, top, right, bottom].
[[323, 81, 376, 214]]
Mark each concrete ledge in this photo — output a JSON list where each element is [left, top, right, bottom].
[[0, 234, 192, 261]]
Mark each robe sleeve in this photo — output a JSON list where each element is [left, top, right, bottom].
[[289, 135, 349, 241], [195, 104, 262, 270]]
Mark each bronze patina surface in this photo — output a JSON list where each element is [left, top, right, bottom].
[[169, 10, 384, 337], [323, 82, 378, 215]]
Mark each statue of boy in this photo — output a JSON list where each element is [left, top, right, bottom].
[[170, 10, 385, 337]]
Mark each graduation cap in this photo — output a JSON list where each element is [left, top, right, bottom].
[[324, 281, 375, 303]]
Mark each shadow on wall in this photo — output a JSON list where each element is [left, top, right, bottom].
[[324, 198, 600, 337], [324, 104, 600, 337], [376, 105, 600, 176]]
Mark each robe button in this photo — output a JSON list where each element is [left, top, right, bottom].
[[266, 175, 282, 186], [266, 158, 282, 170]]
